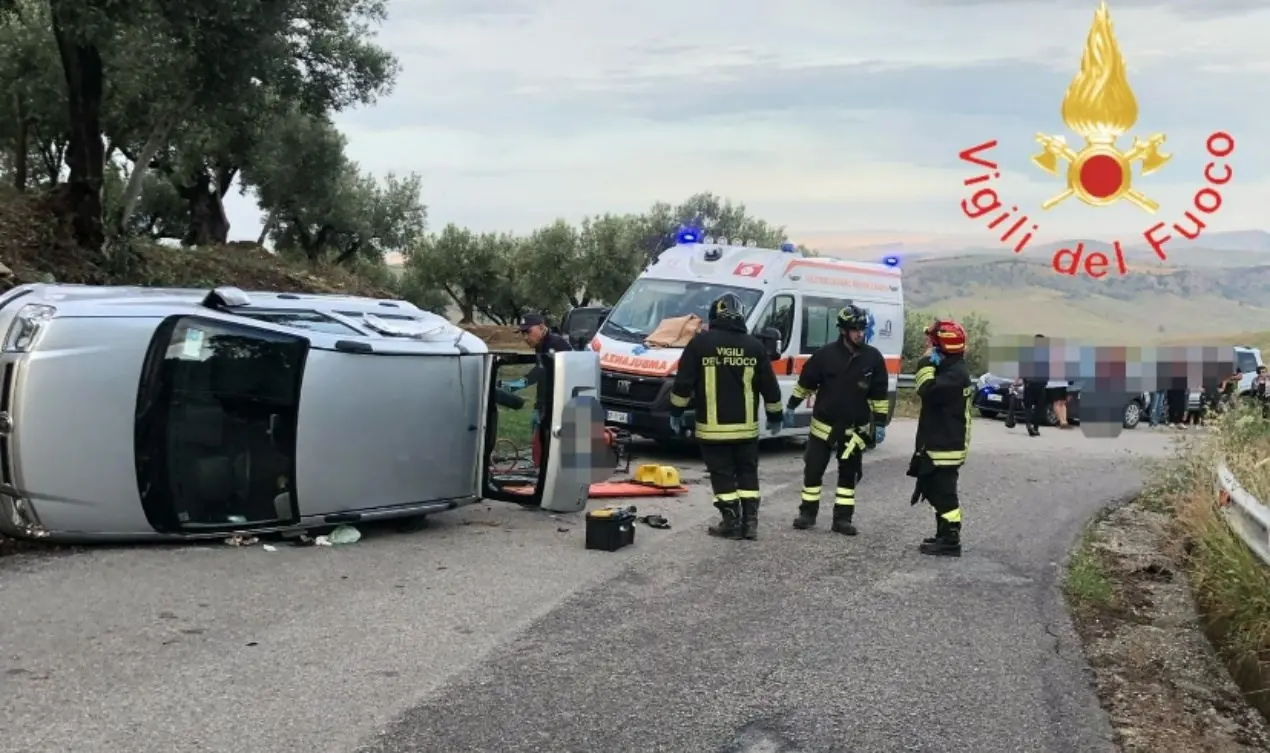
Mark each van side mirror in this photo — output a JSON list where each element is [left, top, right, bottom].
[[757, 327, 782, 361]]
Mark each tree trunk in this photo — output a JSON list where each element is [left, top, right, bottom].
[[256, 209, 276, 245], [13, 92, 28, 192], [179, 171, 228, 246], [50, 8, 106, 254], [113, 109, 182, 238], [335, 241, 362, 266]]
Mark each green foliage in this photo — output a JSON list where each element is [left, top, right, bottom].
[[398, 193, 798, 322], [0, 0, 406, 258], [902, 307, 992, 375]]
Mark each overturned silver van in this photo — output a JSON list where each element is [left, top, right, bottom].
[[0, 284, 604, 543]]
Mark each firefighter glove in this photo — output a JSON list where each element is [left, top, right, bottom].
[[928, 352, 942, 366], [766, 414, 783, 434], [500, 377, 528, 392], [530, 407, 542, 432], [873, 424, 886, 446], [781, 410, 796, 429]]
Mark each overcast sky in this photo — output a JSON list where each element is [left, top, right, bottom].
[[222, 0, 1270, 247]]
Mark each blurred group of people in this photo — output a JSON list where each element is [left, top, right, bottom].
[[1147, 364, 1270, 428]]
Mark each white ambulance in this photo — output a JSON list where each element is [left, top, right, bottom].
[[589, 234, 905, 442]]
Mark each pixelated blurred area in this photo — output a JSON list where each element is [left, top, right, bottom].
[[982, 336, 1262, 435]]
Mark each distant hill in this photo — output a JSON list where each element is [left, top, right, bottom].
[[903, 252, 1270, 342], [822, 230, 1270, 270]]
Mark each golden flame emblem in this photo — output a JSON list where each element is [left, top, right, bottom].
[[1031, 1, 1170, 213]]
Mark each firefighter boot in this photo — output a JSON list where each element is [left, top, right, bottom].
[[792, 502, 819, 530], [919, 521, 961, 557], [707, 500, 744, 539], [740, 498, 760, 540], [922, 512, 945, 545], [831, 504, 858, 536]]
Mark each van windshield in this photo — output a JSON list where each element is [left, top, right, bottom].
[[601, 279, 762, 342]]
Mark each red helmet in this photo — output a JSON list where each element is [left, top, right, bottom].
[[925, 319, 967, 355]]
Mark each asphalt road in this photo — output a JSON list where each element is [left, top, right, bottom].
[[0, 419, 1176, 753]]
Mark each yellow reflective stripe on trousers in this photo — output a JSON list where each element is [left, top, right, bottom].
[[940, 508, 962, 523], [743, 365, 755, 429], [714, 492, 740, 502], [914, 366, 935, 388], [792, 384, 813, 399], [801, 485, 821, 502], [809, 418, 833, 441], [696, 422, 759, 441], [834, 487, 855, 506], [926, 449, 966, 466], [669, 392, 691, 408], [737, 489, 760, 499], [705, 365, 718, 427], [840, 431, 867, 459], [868, 399, 889, 414]]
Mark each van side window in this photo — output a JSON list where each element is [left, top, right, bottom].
[[754, 294, 794, 354], [1236, 350, 1259, 374], [801, 296, 851, 354]]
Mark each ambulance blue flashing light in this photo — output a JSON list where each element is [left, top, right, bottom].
[[780, 242, 796, 253], [676, 226, 702, 244], [883, 255, 900, 267]]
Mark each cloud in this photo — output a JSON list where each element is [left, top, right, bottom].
[[223, 0, 1270, 245]]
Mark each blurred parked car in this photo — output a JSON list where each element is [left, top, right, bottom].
[[972, 374, 1146, 429]]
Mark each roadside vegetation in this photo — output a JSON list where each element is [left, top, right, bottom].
[[1064, 395, 1270, 748]]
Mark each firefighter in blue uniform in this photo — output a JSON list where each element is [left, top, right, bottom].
[[908, 319, 973, 556], [667, 294, 785, 540], [784, 304, 890, 535]]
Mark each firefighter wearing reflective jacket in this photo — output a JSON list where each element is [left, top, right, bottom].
[[668, 294, 785, 540], [785, 304, 890, 536], [908, 319, 973, 557]]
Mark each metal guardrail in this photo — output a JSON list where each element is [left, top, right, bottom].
[[1215, 461, 1270, 567], [897, 373, 915, 388]]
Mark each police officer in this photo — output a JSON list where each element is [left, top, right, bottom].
[[785, 304, 890, 536], [908, 319, 973, 557], [501, 312, 572, 470], [667, 294, 784, 540]]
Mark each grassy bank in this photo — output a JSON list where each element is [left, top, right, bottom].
[[1165, 403, 1270, 717], [1084, 401, 1270, 722]]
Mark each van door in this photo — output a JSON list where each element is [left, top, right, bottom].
[[787, 293, 843, 429], [751, 292, 798, 433], [481, 350, 606, 512]]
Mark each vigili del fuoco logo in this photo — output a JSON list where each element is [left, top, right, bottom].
[[957, 1, 1235, 278]]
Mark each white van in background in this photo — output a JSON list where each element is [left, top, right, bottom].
[[589, 235, 905, 442]]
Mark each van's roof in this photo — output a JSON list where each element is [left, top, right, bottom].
[[641, 243, 903, 298], [8, 283, 487, 355]]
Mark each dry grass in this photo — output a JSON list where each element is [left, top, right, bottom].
[[0, 186, 396, 298], [1144, 401, 1270, 717]]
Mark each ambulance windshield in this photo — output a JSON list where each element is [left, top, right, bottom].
[[601, 279, 762, 342]]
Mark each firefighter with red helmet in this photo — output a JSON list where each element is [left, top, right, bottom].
[[908, 319, 973, 556]]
